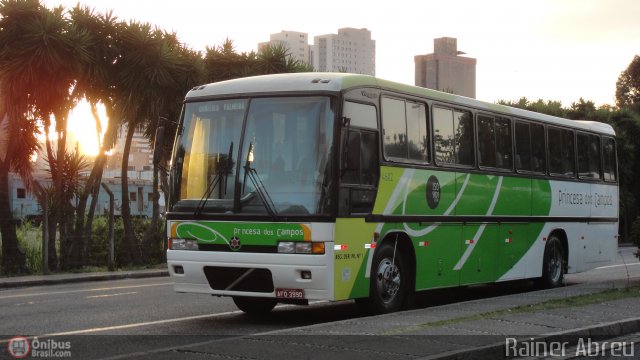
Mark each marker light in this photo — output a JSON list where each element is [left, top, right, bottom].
[[312, 242, 325, 254], [170, 238, 199, 250]]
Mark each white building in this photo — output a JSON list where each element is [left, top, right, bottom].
[[258, 30, 311, 65], [312, 28, 375, 75]]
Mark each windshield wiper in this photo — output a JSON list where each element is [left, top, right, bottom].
[[242, 142, 277, 216], [194, 142, 234, 216]]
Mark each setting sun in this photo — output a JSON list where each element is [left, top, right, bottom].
[[67, 100, 108, 157]]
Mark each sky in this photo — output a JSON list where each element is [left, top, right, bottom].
[[39, 0, 640, 155]]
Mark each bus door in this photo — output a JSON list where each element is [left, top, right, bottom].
[[334, 100, 380, 300]]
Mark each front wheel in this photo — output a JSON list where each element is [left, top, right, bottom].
[[539, 236, 565, 288], [232, 296, 277, 315], [360, 241, 412, 314]]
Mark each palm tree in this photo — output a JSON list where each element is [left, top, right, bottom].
[[0, 0, 89, 272], [112, 21, 200, 265], [0, 97, 39, 273], [68, 5, 121, 264]]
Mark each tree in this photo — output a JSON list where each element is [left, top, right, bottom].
[[0, 100, 39, 273], [68, 5, 121, 266], [616, 55, 640, 112], [0, 0, 89, 272]]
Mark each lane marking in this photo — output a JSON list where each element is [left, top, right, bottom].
[[0, 282, 172, 300], [86, 292, 137, 299], [596, 263, 640, 270], [0, 301, 330, 344]]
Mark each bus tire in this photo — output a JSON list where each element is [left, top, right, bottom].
[[367, 241, 410, 314], [539, 236, 565, 288], [232, 296, 277, 315]]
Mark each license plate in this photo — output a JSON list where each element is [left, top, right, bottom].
[[275, 288, 305, 299]]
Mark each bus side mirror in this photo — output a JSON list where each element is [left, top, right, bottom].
[[153, 126, 165, 165]]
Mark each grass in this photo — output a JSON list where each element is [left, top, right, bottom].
[[385, 286, 640, 334]]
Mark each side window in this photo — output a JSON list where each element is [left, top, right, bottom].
[[381, 98, 406, 158], [531, 124, 546, 173], [381, 97, 428, 162], [515, 121, 532, 171], [548, 127, 575, 177], [477, 115, 496, 168], [344, 101, 377, 129], [477, 115, 512, 170], [340, 101, 379, 215], [406, 102, 428, 161], [433, 107, 474, 166], [602, 137, 617, 182], [515, 121, 546, 173], [577, 133, 601, 179]]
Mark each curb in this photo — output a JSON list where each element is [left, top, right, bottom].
[[0, 270, 169, 289], [425, 316, 640, 360]]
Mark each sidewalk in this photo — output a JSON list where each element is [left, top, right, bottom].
[[0, 268, 168, 289]]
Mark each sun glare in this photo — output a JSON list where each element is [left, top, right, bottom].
[[67, 100, 108, 157]]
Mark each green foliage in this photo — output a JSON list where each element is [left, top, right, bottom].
[[616, 55, 640, 112], [16, 221, 42, 273], [89, 216, 163, 268]]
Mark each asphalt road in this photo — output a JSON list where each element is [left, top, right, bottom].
[[0, 246, 638, 359]]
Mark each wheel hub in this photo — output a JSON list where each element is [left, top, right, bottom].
[[376, 258, 400, 302]]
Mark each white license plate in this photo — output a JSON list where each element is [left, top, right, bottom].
[[275, 288, 305, 299]]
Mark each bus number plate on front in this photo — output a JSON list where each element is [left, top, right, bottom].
[[275, 288, 305, 299]]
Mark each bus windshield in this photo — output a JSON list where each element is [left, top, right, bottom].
[[174, 96, 335, 216]]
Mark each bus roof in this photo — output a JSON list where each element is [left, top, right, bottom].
[[186, 73, 615, 136]]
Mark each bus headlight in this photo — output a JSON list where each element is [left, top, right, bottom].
[[277, 242, 296, 253], [295, 242, 312, 254], [170, 238, 199, 251]]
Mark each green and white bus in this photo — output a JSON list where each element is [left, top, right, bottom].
[[166, 73, 618, 314]]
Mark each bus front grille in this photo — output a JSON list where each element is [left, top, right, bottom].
[[203, 266, 274, 293]]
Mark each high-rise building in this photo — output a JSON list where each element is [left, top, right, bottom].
[[258, 31, 311, 65], [414, 37, 476, 98], [312, 28, 375, 75]]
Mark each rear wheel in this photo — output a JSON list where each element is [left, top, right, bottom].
[[232, 296, 277, 315], [540, 236, 565, 288], [360, 241, 411, 314]]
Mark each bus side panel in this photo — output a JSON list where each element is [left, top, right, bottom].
[[455, 174, 501, 285], [499, 177, 551, 281], [375, 167, 463, 290], [493, 177, 533, 281], [587, 182, 618, 267], [333, 218, 376, 301]]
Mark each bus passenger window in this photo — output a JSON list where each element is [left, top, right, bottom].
[[531, 124, 546, 173], [588, 135, 601, 179], [579, 133, 602, 179], [477, 115, 496, 168], [515, 122, 532, 171], [548, 127, 575, 177], [477, 115, 511, 170], [433, 107, 473, 166], [454, 111, 474, 166], [406, 102, 428, 161], [603, 137, 617, 182], [495, 118, 512, 169], [382, 98, 407, 158]]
